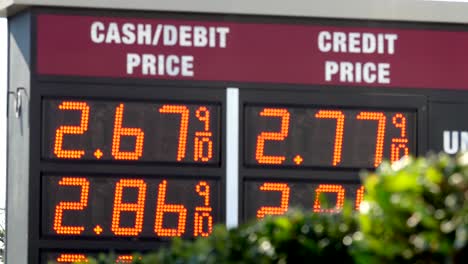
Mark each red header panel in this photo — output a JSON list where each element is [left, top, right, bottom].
[[37, 13, 468, 90]]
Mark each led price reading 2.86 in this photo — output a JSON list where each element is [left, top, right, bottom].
[[44, 176, 218, 238]]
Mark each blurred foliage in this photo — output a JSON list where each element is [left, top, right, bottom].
[[356, 153, 468, 263], [78, 208, 356, 264], [72, 153, 468, 264]]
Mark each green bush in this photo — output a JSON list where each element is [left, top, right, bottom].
[[356, 154, 468, 263], [76, 153, 468, 264], [79, 209, 356, 264]]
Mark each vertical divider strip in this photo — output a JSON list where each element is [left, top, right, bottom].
[[226, 87, 239, 228]]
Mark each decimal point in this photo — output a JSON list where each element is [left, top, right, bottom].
[[94, 149, 103, 159], [94, 225, 103, 235], [293, 155, 303, 165]]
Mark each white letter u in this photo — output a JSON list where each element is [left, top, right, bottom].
[[443, 131, 459, 154]]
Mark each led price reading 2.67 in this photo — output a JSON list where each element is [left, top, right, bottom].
[[43, 100, 220, 164]]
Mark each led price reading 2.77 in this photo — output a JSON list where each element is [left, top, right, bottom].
[[246, 107, 414, 168]]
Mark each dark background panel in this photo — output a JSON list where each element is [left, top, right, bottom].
[[429, 102, 468, 155]]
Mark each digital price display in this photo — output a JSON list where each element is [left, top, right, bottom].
[[42, 176, 220, 238], [244, 181, 363, 218], [42, 100, 220, 164], [240, 91, 423, 221], [27, 83, 226, 262], [245, 106, 415, 168], [43, 252, 139, 263]]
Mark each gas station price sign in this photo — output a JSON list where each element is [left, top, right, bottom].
[[11, 5, 468, 264]]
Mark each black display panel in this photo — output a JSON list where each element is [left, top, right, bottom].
[[42, 175, 220, 239], [243, 180, 363, 220], [42, 99, 220, 164], [428, 102, 468, 155], [245, 106, 415, 168]]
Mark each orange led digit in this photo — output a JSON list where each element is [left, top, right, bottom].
[[111, 104, 145, 160], [313, 184, 345, 213], [391, 113, 409, 162], [196, 106, 211, 131], [315, 110, 345, 166], [194, 211, 213, 237], [356, 112, 387, 167], [194, 181, 213, 237], [54, 101, 90, 159], [53, 177, 90, 235], [196, 181, 211, 206], [256, 182, 290, 219], [392, 113, 407, 138], [391, 138, 409, 162], [56, 254, 88, 263], [255, 108, 290, 164], [111, 179, 147, 236], [354, 186, 365, 210], [154, 180, 188, 237], [194, 132, 213, 162], [159, 105, 190, 161], [194, 106, 214, 162]]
